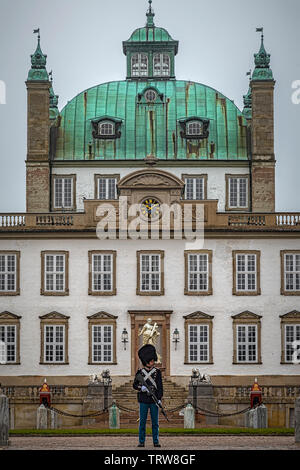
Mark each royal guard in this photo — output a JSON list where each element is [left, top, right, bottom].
[[250, 377, 262, 408], [133, 344, 164, 448], [39, 378, 51, 407]]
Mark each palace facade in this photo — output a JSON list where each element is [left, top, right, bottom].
[[0, 1, 300, 427]]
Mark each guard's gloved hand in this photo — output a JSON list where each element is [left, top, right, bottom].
[[141, 386, 148, 392], [157, 400, 162, 406]]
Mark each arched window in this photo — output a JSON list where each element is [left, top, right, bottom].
[[186, 120, 203, 136], [98, 121, 115, 136], [131, 53, 148, 77], [153, 53, 170, 77], [144, 89, 157, 103]]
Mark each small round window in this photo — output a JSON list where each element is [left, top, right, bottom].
[[144, 89, 157, 103]]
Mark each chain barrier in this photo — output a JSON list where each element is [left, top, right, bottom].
[[45, 404, 109, 418], [195, 405, 251, 418]]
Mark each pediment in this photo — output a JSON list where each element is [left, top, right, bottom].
[[39, 311, 70, 320], [183, 311, 214, 320], [118, 169, 184, 189], [0, 311, 22, 320], [280, 310, 300, 320], [232, 311, 262, 320], [87, 311, 118, 320]]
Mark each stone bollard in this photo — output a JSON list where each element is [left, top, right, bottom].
[[0, 392, 9, 447], [184, 404, 195, 429], [109, 402, 120, 429], [257, 404, 268, 429], [37, 404, 48, 430], [50, 409, 58, 429], [295, 397, 300, 443], [245, 408, 258, 428]]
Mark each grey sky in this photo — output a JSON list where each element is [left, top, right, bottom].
[[0, 0, 299, 212]]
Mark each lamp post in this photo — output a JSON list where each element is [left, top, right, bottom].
[[172, 328, 180, 350], [121, 328, 129, 350]]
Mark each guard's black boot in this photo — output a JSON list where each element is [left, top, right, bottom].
[[138, 443, 145, 447], [154, 443, 161, 447]]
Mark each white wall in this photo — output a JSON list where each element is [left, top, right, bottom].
[[53, 165, 249, 212], [0, 237, 299, 377]]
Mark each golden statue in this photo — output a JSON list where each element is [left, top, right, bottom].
[[139, 318, 161, 362]]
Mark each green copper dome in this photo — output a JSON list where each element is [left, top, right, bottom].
[[126, 26, 175, 44], [54, 80, 248, 161]]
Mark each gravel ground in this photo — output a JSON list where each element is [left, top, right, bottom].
[[3, 435, 300, 451]]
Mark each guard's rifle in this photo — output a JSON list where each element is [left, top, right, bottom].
[[136, 371, 169, 422]]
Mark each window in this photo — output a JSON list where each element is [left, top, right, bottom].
[[0, 325, 16, 363], [41, 251, 69, 296], [184, 250, 213, 295], [53, 175, 76, 210], [183, 311, 214, 364], [232, 312, 262, 364], [92, 325, 113, 363], [226, 175, 249, 210], [88, 251, 117, 296], [144, 89, 157, 103], [98, 121, 115, 136], [137, 251, 164, 296], [280, 311, 300, 364], [281, 251, 300, 295], [237, 325, 257, 363], [44, 325, 65, 363], [186, 121, 203, 136], [131, 53, 148, 77], [153, 53, 170, 76], [0, 251, 20, 295], [87, 311, 118, 364], [97, 177, 117, 200], [39, 312, 69, 365], [285, 325, 300, 363], [232, 251, 261, 296], [183, 175, 207, 200]]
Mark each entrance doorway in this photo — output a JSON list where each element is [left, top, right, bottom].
[[128, 310, 173, 376]]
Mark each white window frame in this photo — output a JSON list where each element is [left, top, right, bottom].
[[44, 254, 66, 293], [131, 53, 148, 77], [97, 177, 117, 200], [92, 324, 113, 363], [54, 177, 74, 209], [285, 324, 300, 363], [184, 177, 205, 200], [0, 253, 17, 292], [228, 177, 248, 209], [140, 253, 161, 292], [284, 253, 300, 292], [186, 121, 203, 136], [188, 253, 208, 292], [92, 253, 113, 292], [236, 253, 257, 292], [44, 325, 65, 363], [98, 121, 115, 136], [188, 324, 209, 363], [0, 325, 16, 364], [236, 324, 257, 363], [153, 53, 170, 77]]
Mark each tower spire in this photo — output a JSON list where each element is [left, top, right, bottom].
[[252, 27, 273, 80], [243, 69, 252, 120], [27, 28, 49, 81], [146, 0, 155, 27], [49, 70, 59, 120]]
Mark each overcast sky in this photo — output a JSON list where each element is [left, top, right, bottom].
[[0, 0, 299, 212]]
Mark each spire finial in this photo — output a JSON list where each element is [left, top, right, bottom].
[[146, 0, 155, 27], [28, 28, 49, 81], [252, 27, 273, 81]]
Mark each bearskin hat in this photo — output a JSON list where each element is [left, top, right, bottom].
[[138, 344, 158, 366]]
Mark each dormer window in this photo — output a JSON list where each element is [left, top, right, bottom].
[[98, 121, 115, 136], [153, 53, 170, 77], [91, 117, 122, 140], [179, 117, 210, 140], [131, 53, 148, 77], [187, 121, 203, 137]]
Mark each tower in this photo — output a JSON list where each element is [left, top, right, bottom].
[[250, 29, 276, 212], [25, 29, 51, 213]]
